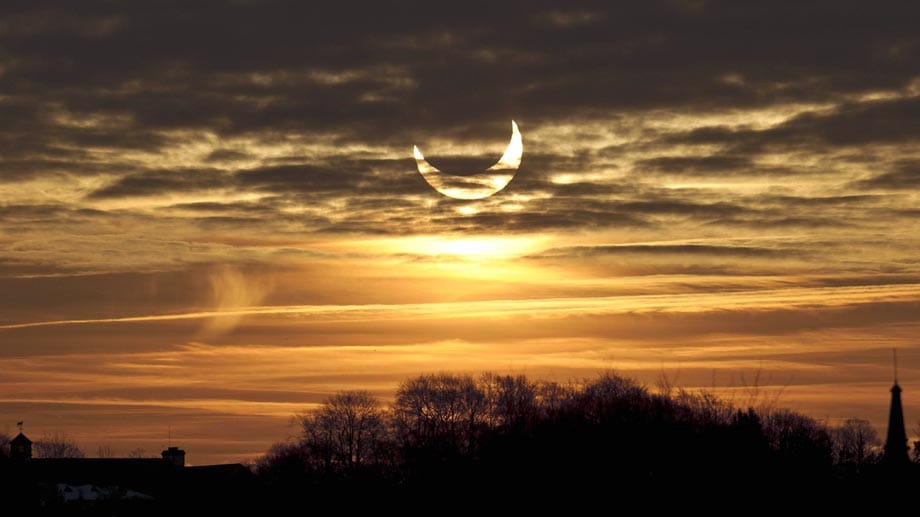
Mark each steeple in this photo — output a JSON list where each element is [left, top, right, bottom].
[[882, 349, 909, 465], [10, 432, 32, 462]]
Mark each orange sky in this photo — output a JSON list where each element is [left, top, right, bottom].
[[1, 1, 920, 464]]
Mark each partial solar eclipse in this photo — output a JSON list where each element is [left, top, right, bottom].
[[413, 120, 522, 200]]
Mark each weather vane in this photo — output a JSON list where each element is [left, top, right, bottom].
[[16, 420, 23, 432]]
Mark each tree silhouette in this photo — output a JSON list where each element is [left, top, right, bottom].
[[912, 421, 920, 463], [533, 380, 573, 419], [393, 373, 486, 458], [127, 447, 154, 458], [0, 432, 10, 458], [832, 418, 880, 472], [481, 373, 537, 430], [255, 370, 888, 504], [300, 390, 388, 471], [34, 432, 84, 459], [761, 410, 833, 473]]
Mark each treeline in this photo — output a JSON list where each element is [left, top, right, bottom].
[[255, 371, 904, 504]]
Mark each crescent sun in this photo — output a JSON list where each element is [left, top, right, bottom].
[[413, 120, 522, 200]]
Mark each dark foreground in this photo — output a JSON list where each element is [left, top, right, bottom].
[[4, 371, 916, 513]]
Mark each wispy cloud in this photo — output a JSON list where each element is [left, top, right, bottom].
[[3, 283, 920, 332]]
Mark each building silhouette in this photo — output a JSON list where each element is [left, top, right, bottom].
[[10, 432, 32, 462], [882, 356, 910, 466], [161, 446, 186, 467], [2, 431, 253, 506]]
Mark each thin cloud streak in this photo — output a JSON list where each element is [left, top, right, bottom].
[[4, 283, 920, 330]]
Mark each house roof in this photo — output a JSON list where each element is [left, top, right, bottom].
[[10, 432, 31, 445]]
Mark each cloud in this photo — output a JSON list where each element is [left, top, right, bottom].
[[637, 155, 755, 175], [851, 160, 920, 190], [531, 243, 800, 259], [86, 168, 232, 199], [665, 97, 920, 154], [199, 265, 274, 337], [4, 282, 920, 335]]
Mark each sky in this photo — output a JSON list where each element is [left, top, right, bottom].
[[1, 0, 920, 464]]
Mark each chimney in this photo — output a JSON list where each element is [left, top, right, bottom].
[[161, 446, 185, 467]]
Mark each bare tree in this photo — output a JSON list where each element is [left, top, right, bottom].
[[833, 418, 880, 469], [762, 410, 833, 467], [96, 444, 114, 458], [393, 373, 486, 456], [254, 441, 308, 478], [128, 447, 153, 458], [34, 432, 84, 458], [534, 380, 573, 418], [0, 432, 10, 458], [738, 367, 789, 416], [575, 371, 648, 424], [912, 421, 920, 463], [301, 390, 387, 470], [481, 373, 537, 429], [673, 389, 735, 426], [655, 368, 681, 398]]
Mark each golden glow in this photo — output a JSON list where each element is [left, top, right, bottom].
[[343, 234, 544, 262], [456, 205, 479, 216], [421, 236, 528, 258]]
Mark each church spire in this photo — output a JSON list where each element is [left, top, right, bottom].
[[882, 349, 909, 465]]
